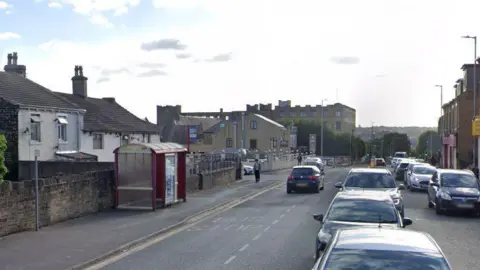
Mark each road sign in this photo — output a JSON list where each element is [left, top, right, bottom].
[[34, 149, 40, 158]]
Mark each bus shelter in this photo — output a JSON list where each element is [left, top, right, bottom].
[[113, 142, 188, 210]]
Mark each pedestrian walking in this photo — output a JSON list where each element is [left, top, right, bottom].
[[253, 159, 261, 182], [297, 153, 303, 165]]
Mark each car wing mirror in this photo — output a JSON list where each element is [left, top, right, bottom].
[[398, 184, 405, 190], [334, 182, 343, 189], [313, 214, 324, 222], [402, 217, 413, 227], [430, 182, 439, 187]]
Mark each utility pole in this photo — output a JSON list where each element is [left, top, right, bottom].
[[320, 99, 327, 157]]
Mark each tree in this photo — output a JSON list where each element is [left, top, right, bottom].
[[0, 134, 8, 183], [278, 119, 366, 158], [369, 132, 411, 157], [416, 130, 441, 157]]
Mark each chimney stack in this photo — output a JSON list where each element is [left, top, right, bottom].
[[4, 52, 27, 77], [72, 65, 88, 98]]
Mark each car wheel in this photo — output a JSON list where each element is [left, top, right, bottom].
[[313, 185, 320, 193], [319, 183, 324, 191], [315, 248, 320, 261], [400, 207, 405, 218], [435, 199, 442, 215], [287, 188, 292, 194]]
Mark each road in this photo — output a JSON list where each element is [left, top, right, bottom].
[[91, 167, 480, 270]]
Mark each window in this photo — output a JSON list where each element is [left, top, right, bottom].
[[335, 111, 341, 117], [121, 135, 129, 146], [272, 138, 277, 147], [279, 111, 285, 117], [300, 111, 306, 117], [30, 115, 41, 142], [250, 120, 257, 129], [226, 137, 233, 147], [335, 121, 341, 131], [249, 139, 257, 149], [326, 198, 397, 223], [289, 111, 295, 117], [93, 134, 104, 149], [344, 172, 396, 188], [56, 116, 68, 142], [441, 173, 479, 188], [311, 111, 317, 117]]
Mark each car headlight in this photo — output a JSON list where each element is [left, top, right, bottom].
[[412, 177, 419, 183], [318, 230, 332, 243], [439, 191, 452, 200]]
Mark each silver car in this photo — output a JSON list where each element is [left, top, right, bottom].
[[405, 164, 436, 191]]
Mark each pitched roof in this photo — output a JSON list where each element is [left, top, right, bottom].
[[204, 120, 230, 133], [253, 114, 286, 129], [57, 93, 160, 133], [177, 116, 221, 130], [0, 71, 82, 110]]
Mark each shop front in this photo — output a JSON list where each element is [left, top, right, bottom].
[[442, 135, 456, 169]]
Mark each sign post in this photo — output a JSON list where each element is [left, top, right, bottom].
[[309, 134, 317, 155], [34, 149, 40, 231]]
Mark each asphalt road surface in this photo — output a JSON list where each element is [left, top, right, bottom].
[[98, 167, 480, 270]]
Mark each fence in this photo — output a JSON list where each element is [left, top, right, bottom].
[[244, 153, 301, 172], [186, 153, 241, 177], [17, 161, 115, 181]]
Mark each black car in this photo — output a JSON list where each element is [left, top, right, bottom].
[[312, 227, 452, 270], [428, 169, 480, 215], [287, 165, 325, 193], [395, 160, 415, 180], [312, 190, 412, 260]]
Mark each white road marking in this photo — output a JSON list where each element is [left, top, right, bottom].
[[286, 208, 291, 212], [212, 217, 223, 223], [264, 226, 270, 232], [236, 225, 245, 231], [239, 244, 250, 252], [292, 204, 296, 208], [272, 220, 279, 225], [253, 233, 262, 240], [224, 255, 236, 265], [209, 225, 220, 232], [280, 214, 285, 218], [224, 224, 236, 230], [241, 224, 251, 231]]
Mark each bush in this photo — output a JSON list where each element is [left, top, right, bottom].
[[0, 134, 8, 183]]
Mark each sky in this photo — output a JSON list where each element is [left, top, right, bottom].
[[1, 0, 480, 127]]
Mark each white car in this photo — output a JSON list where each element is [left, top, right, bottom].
[[243, 165, 254, 175]]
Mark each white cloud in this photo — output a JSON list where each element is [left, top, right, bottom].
[[90, 13, 114, 28], [0, 32, 20, 40], [10, 0, 480, 127], [0, 1, 13, 13], [48, 2, 62, 8]]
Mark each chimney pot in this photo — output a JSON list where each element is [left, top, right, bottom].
[[7, 54, 12, 65], [72, 65, 88, 98], [12, 52, 17, 65]]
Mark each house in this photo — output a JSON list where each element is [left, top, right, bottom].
[[0, 52, 160, 179], [202, 112, 290, 153]]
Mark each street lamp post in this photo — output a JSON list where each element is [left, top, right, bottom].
[[462, 35, 477, 166], [435, 85, 443, 120], [320, 99, 328, 157]]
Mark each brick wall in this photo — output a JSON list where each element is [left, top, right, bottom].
[[0, 99, 19, 181], [0, 170, 114, 237]]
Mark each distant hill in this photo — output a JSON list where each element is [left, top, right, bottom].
[[354, 126, 436, 147]]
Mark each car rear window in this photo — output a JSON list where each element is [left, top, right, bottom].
[[399, 163, 409, 168], [344, 172, 396, 188], [323, 249, 450, 270], [291, 168, 315, 176]]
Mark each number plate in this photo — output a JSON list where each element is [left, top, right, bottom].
[[456, 203, 474, 209], [296, 183, 308, 187]]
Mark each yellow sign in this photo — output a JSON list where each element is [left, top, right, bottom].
[[473, 117, 480, 136]]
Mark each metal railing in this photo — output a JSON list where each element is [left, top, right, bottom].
[[186, 153, 240, 177]]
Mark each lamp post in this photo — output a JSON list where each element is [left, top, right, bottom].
[[434, 85, 443, 120], [320, 99, 328, 157], [462, 35, 477, 166]]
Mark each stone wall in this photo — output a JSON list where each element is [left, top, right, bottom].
[[0, 170, 114, 237], [186, 167, 237, 192], [0, 99, 19, 181]]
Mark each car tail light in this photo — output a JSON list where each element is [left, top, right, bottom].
[[309, 175, 318, 180], [288, 175, 294, 181]]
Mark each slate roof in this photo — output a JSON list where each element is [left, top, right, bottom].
[[0, 71, 81, 109], [0, 71, 159, 134], [57, 93, 160, 133]]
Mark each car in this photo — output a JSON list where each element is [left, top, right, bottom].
[[391, 158, 400, 169], [405, 164, 436, 191], [304, 157, 325, 172], [312, 227, 452, 270], [395, 159, 416, 180], [375, 158, 386, 167], [287, 165, 325, 194], [393, 151, 408, 159], [243, 165, 253, 175], [311, 190, 412, 260], [427, 169, 480, 215], [334, 168, 406, 216]]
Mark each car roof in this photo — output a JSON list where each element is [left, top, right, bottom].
[[412, 164, 435, 168], [437, 169, 473, 175], [292, 165, 319, 169], [335, 228, 441, 253], [375, 158, 385, 161], [335, 190, 393, 202], [349, 168, 390, 174]]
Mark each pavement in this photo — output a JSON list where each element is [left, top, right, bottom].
[[0, 170, 292, 270], [4, 166, 480, 270]]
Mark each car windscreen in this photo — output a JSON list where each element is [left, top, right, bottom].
[[344, 172, 396, 188], [399, 163, 410, 169], [394, 153, 407, 158], [326, 198, 397, 223], [323, 249, 450, 270], [441, 173, 479, 188], [291, 168, 315, 176], [413, 166, 435, 175]]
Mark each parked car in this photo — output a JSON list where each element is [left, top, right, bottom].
[[287, 165, 325, 194], [375, 158, 386, 167], [312, 227, 452, 270], [312, 190, 412, 260], [334, 168, 406, 216], [243, 165, 254, 175], [405, 164, 435, 191], [428, 169, 480, 215]]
